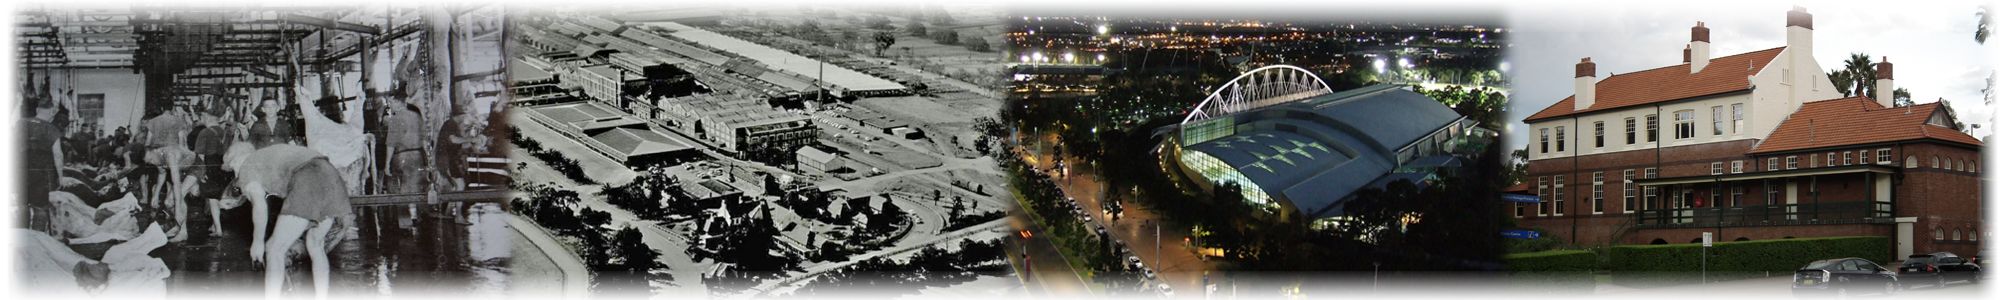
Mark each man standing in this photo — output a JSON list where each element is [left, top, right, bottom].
[[21, 96, 62, 233], [385, 97, 428, 194], [142, 103, 197, 241], [192, 103, 238, 236]]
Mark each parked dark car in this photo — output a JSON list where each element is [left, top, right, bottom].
[[1793, 258, 1898, 297], [1899, 252, 1982, 288]]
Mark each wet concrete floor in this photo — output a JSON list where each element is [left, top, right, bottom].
[[154, 200, 513, 297]]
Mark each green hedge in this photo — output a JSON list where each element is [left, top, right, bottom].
[[1505, 250, 1597, 294], [1506, 250, 1597, 272], [1605, 236, 1890, 287]]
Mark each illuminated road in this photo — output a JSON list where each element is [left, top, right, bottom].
[[1016, 133, 1219, 299]]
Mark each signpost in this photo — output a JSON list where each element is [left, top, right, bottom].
[[1501, 194, 1541, 203], [1702, 232, 1713, 284], [1501, 229, 1541, 239]]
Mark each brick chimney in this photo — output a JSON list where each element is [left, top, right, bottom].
[[1690, 21, 1711, 73], [1876, 57, 1895, 107], [1575, 57, 1597, 110]]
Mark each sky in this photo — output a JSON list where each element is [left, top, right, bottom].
[[1501, 1, 1994, 151]]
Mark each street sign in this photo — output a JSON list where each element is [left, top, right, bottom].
[[1502, 229, 1541, 239], [1501, 194, 1541, 203], [1700, 231, 1713, 284]]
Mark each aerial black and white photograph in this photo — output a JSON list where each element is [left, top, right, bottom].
[[501, 2, 1017, 299], [12, 3, 519, 298]]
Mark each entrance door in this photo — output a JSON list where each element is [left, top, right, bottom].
[[1897, 220, 1915, 258], [1675, 186, 1694, 224], [1785, 181, 1799, 221]]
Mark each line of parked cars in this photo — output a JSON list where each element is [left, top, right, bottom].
[[1791, 251, 1982, 297]]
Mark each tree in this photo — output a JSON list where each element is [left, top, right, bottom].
[[949, 195, 966, 222], [1829, 69, 1856, 96], [614, 227, 658, 273], [764, 173, 784, 198], [872, 31, 897, 56], [600, 226, 669, 293], [906, 20, 928, 36], [961, 36, 990, 52], [1837, 53, 1876, 98], [930, 29, 960, 45], [1503, 148, 1529, 186], [580, 208, 612, 230], [1893, 87, 1914, 107]]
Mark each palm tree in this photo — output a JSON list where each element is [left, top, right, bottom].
[[1829, 69, 1855, 96], [1840, 53, 1876, 98]]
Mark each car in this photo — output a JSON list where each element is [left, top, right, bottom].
[[1900, 252, 1982, 288], [1793, 257, 1899, 297], [1128, 255, 1143, 266], [1143, 269, 1157, 280], [1157, 284, 1174, 297]]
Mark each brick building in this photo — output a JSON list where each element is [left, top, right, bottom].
[[1514, 7, 1983, 259]]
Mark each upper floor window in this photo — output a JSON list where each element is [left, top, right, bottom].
[[1860, 150, 1871, 164], [1825, 153, 1835, 167], [1624, 117, 1637, 145], [1731, 160, 1744, 173], [1786, 156, 1798, 169], [1556, 127, 1567, 152], [1710, 162, 1724, 175], [1539, 128, 1549, 154], [1933, 156, 1941, 168], [1593, 121, 1605, 148], [1711, 106, 1725, 136], [1876, 148, 1892, 164], [1767, 158, 1778, 171], [1674, 110, 1696, 139], [1730, 103, 1744, 134], [1908, 156, 1919, 168], [1645, 114, 1659, 142], [1842, 152, 1852, 165]]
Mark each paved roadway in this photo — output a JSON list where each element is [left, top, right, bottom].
[[1003, 210, 1097, 297], [1018, 134, 1217, 299]]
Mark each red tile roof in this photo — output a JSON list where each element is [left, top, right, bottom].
[[1749, 97, 1982, 154], [1524, 47, 1788, 122]]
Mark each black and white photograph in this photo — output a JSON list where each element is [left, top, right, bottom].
[[502, 3, 1017, 298], [13, 3, 519, 298]]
